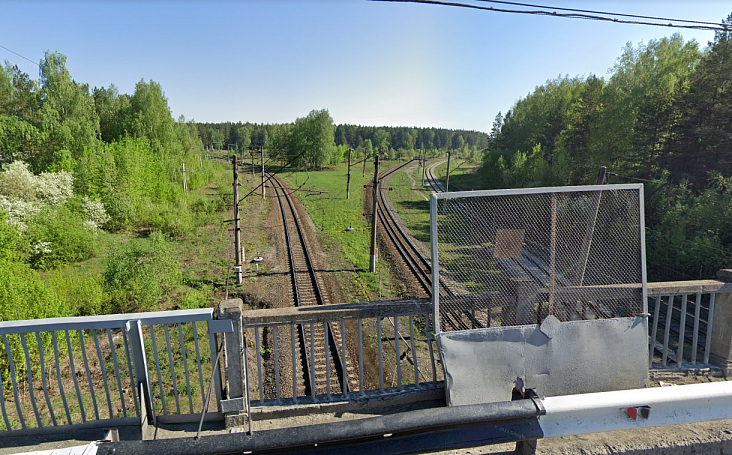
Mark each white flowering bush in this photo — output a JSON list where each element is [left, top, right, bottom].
[[0, 161, 36, 200], [35, 170, 74, 205], [82, 196, 110, 229], [0, 195, 42, 231]]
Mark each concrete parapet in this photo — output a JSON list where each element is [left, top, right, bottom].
[[217, 298, 249, 429]]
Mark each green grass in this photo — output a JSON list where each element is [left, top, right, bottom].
[[280, 160, 406, 301]]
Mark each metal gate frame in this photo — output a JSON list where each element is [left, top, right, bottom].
[[429, 184, 647, 334]]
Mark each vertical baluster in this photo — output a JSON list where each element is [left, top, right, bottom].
[[19, 334, 42, 427], [691, 293, 702, 365], [150, 325, 167, 415], [425, 315, 437, 385], [649, 295, 661, 367], [0, 343, 11, 430], [310, 322, 315, 402], [192, 321, 206, 411], [121, 329, 140, 417], [78, 329, 99, 420], [677, 295, 688, 368], [51, 332, 71, 425], [662, 295, 674, 367], [273, 326, 281, 405], [207, 321, 222, 410], [106, 329, 127, 418], [704, 293, 716, 364], [377, 318, 384, 394], [341, 319, 348, 399], [92, 330, 113, 419], [255, 327, 263, 404], [176, 323, 193, 413], [324, 322, 331, 401], [66, 331, 85, 422], [358, 319, 364, 397], [163, 325, 180, 414], [395, 317, 402, 391], [291, 324, 297, 404], [34, 332, 56, 426], [410, 316, 419, 388], [2, 334, 24, 429]]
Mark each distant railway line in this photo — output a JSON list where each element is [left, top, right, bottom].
[[375, 160, 481, 331]]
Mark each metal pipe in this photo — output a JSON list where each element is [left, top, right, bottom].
[[97, 398, 544, 455]]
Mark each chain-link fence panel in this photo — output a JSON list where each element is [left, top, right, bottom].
[[430, 185, 646, 333]]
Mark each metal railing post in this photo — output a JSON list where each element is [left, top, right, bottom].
[[126, 320, 155, 425], [218, 298, 249, 429]]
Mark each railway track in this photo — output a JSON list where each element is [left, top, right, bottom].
[[268, 174, 353, 398], [374, 160, 478, 331]]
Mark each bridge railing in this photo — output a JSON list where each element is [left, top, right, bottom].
[[647, 278, 732, 370], [240, 299, 442, 408], [0, 309, 229, 433]]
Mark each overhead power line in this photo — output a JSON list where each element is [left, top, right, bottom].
[[373, 0, 731, 32], [473, 0, 728, 28], [0, 44, 40, 68]]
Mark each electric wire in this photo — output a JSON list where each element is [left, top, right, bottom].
[[373, 0, 730, 32], [0, 44, 40, 68], [473, 0, 729, 28]]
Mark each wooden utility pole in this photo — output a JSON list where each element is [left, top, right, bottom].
[[595, 166, 607, 185], [445, 150, 452, 192], [233, 156, 242, 285], [362, 150, 367, 177], [369, 156, 380, 273], [347, 148, 352, 199], [261, 146, 265, 199]]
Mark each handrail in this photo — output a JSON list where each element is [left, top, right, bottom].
[[0, 309, 214, 335], [241, 299, 431, 327]]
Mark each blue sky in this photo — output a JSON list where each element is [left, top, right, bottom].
[[1, 0, 730, 133]]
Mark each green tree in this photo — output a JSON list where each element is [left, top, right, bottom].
[[38, 52, 100, 168], [128, 79, 176, 154], [289, 109, 337, 169]]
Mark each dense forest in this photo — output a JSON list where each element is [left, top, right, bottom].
[[196, 120, 488, 164], [0, 51, 226, 323], [481, 17, 732, 281]]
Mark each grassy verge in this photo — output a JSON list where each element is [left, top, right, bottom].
[[280, 160, 406, 301]]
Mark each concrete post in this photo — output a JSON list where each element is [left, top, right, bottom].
[[710, 270, 732, 376], [218, 298, 248, 428]]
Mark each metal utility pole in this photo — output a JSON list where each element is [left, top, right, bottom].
[[347, 148, 352, 199], [232, 156, 242, 285], [261, 146, 266, 199], [369, 156, 380, 273], [445, 150, 452, 192], [181, 163, 188, 195], [422, 150, 427, 186]]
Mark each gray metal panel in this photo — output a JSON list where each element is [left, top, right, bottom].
[[437, 316, 648, 406]]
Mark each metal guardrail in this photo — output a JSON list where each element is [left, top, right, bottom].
[[647, 280, 732, 369], [0, 309, 229, 432], [241, 300, 442, 407]]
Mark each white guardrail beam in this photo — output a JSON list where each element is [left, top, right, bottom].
[[539, 381, 732, 438]]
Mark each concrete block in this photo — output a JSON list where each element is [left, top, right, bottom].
[[225, 411, 249, 430]]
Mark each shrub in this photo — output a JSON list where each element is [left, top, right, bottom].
[[24, 205, 98, 270], [104, 231, 181, 313]]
